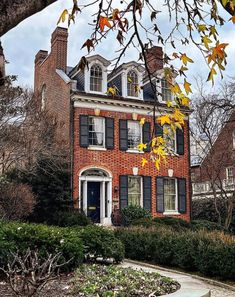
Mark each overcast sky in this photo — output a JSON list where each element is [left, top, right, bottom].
[[1, 0, 235, 92]]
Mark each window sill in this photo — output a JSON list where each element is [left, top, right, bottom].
[[126, 149, 144, 154], [88, 91, 106, 95], [126, 96, 143, 100], [163, 211, 180, 216], [88, 147, 107, 151]]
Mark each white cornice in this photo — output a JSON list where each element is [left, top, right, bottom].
[[56, 69, 71, 84]]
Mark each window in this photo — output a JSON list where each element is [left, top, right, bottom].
[[90, 64, 103, 92], [127, 70, 139, 97], [128, 176, 142, 206], [88, 117, 105, 147], [161, 79, 171, 101], [41, 84, 46, 110], [128, 121, 142, 150], [163, 125, 176, 152], [233, 132, 235, 149], [226, 167, 233, 180], [164, 178, 177, 212]]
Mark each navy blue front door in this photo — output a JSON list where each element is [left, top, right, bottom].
[[87, 182, 100, 223]]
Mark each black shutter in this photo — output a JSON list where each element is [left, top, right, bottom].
[[79, 115, 89, 148], [120, 175, 128, 209], [156, 177, 164, 213], [143, 122, 151, 152], [178, 178, 186, 213], [155, 123, 163, 137], [119, 120, 128, 151], [105, 118, 114, 149], [176, 128, 184, 155], [143, 176, 152, 211]]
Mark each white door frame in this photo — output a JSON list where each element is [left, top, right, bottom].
[[79, 174, 112, 226]]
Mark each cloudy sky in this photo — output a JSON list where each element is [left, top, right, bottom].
[[1, 0, 235, 92]]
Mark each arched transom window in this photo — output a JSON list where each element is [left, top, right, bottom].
[[90, 64, 103, 92], [127, 70, 138, 97], [81, 168, 108, 177]]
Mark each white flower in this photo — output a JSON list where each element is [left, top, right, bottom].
[[17, 227, 22, 230], [60, 239, 64, 244]]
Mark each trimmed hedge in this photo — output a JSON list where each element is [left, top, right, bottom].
[[0, 222, 124, 271], [51, 210, 91, 227], [115, 226, 235, 280], [120, 205, 151, 226]]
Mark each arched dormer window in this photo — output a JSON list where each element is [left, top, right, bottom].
[[90, 64, 103, 92], [41, 84, 46, 110], [127, 70, 139, 97]]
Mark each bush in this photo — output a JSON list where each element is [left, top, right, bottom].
[[0, 221, 84, 271], [0, 182, 36, 220], [131, 217, 155, 228], [120, 205, 151, 226], [51, 210, 91, 227], [115, 226, 235, 280], [80, 225, 124, 263], [153, 217, 191, 230], [191, 220, 227, 232]]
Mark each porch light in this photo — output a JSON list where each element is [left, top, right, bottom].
[[133, 167, 139, 176], [168, 169, 174, 177]]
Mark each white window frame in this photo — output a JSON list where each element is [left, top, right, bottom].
[[232, 132, 235, 149], [155, 70, 174, 104], [88, 116, 105, 149], [163, 178, 179, 214], [226, 167, 233, 180], [128, 176, 143, 207], [84, 60, 107, 94], [127, 120, 143, 153], [41, 84, 46, 111], [122, 68, 143, 100]]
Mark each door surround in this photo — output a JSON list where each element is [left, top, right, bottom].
[[79, 167, 112, 225]]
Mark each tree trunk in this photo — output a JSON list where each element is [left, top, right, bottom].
[[0, 0, 58, 37]]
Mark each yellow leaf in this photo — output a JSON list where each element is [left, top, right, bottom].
[[157, 114, 171, 126], [198, 24, 207, 32], [155, 159, 160, 170], [175, 122, 182, 130], [207, 67, 217, 85], [184, 79, 192, 95], [167, 101, 174, 108], [180, 54, 194, 66], [170, 83, 181, 94], [231, 16, 235, 24], [139, 118, 145, 125], [128, 77, 133, 83], [141, 158, 148, 167], [172, 109, 185, 125], [138, 143, 147, 151], [181, 96, 190, 107], [202, 35, 212, 49], [57, 9, 69, 25], [107, 87, 117, 96]]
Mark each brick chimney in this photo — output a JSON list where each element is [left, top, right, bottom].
[[146, 46, 163, 74], [0, 41, 5, 84], [34, 50, 48, 65], [50, 27, 68, 72]]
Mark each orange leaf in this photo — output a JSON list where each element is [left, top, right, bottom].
[[231, 16, 235, 24], [99, 16, 112, 32]]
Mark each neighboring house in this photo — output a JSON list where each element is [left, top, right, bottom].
[[191, 111, 235, 200], [34, 27, 191, 225]]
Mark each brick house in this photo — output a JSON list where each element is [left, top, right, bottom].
[[34, 27, 191, 225], [191, 111, 235, 199]]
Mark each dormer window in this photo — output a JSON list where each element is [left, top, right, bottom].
[[90, 64, 102, 92], [127, 70, 139, 97], [161, 78, 171, 102]]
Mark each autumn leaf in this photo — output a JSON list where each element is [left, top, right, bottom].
[[99, 16, 112, 32], [167, 101, 173, 108], [155, 158, 160, 170], [57, 9, 69, 25], [138, 143, 147, 151], [141, 158, 148, 167], [181, 96, 190, 107], [180, 53, 194, 66], [184, 79, 192, 95], [112, 8, 120, 20], [212, 42, 228, 59], [139, 118, 145, 125], [172, 109, 185, 125], [198, 24, 207, 32], [117, 30, 124, 45], [231, 16, 235, 24], [157, 114, 171, 126], [170, 83, 181, 94], [207, 67, 217, 84], [202, 35, 212, 49], [107, 86, 117, 96], [81, 39, 94, 53]]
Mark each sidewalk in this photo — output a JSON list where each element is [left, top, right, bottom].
[[122, 260, 235, 297]]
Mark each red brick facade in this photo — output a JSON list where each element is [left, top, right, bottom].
[[34, 27, 191, 224]]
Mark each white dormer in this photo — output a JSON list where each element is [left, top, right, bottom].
[[84, 55, 111, 94], [121, 62, 145, 100]]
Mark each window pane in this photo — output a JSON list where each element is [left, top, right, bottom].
[[128, 121, 141, 150], [90, 64, 102, 92], [127, 70, 138, 97], [128, 176, 141, 206], [164, 179, 176, 211], [88, 117, 104, 146]]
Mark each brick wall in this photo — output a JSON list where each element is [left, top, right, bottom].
[[34, 27, 71, 148], [73, 107, 191, 221]]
